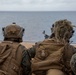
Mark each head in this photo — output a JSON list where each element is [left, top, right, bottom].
[[2, 22, 25, 42], [51, 19, 74, 43]]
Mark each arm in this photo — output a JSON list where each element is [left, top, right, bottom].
[[32, 46, 64, 71], [27, 46, 36, 58], [32, 57, 61, 71], [21, 46, 31, 75]]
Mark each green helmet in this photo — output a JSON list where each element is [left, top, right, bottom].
[[52, 19, 74, 42], [2, 22, 25, 42]]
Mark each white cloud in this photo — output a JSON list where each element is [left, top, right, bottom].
[[0, 0, 76, 11]]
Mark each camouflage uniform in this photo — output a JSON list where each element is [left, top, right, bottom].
[[70, 52, 76, 75], [32, 19, 76, 75], [0, 23, 35, 75]]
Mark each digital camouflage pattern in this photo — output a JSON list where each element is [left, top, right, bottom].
[[0, 23, 35, 75], [70, 53, 76, 75], [32, 19, 76, 75]]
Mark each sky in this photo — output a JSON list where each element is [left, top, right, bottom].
[[0, 0, 76, 11]]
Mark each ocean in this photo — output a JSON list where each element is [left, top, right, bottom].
[[0, 11, 76, 43]]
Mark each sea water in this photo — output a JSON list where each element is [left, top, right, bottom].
[[0, 11, 76, 43]]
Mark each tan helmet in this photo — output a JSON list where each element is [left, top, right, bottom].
[[2, 22, 25, 42], [52, 19, 74, 43]]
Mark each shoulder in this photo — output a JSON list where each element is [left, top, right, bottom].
[[19, 44, 27, 49]]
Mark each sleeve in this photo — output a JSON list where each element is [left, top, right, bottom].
[[27, 46, 36, 58], [21, 46, 31, 75], [69, 45, 76, 54], [73, 46, 76, 53], [70, 53, 76, 75]]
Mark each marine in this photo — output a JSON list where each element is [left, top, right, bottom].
[[0, 22, 35, 75], [70, 51, 76, 75], [32, 19, 76, 75]]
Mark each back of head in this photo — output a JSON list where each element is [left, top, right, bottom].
[[52, 19, 74, 43], [2, 22, 25, 42]]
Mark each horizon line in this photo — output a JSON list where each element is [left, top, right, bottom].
[[0, 10, 76, 12]]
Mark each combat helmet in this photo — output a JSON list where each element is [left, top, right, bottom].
[[52, 19, 74, 43], [2, 22, 25, 42]]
